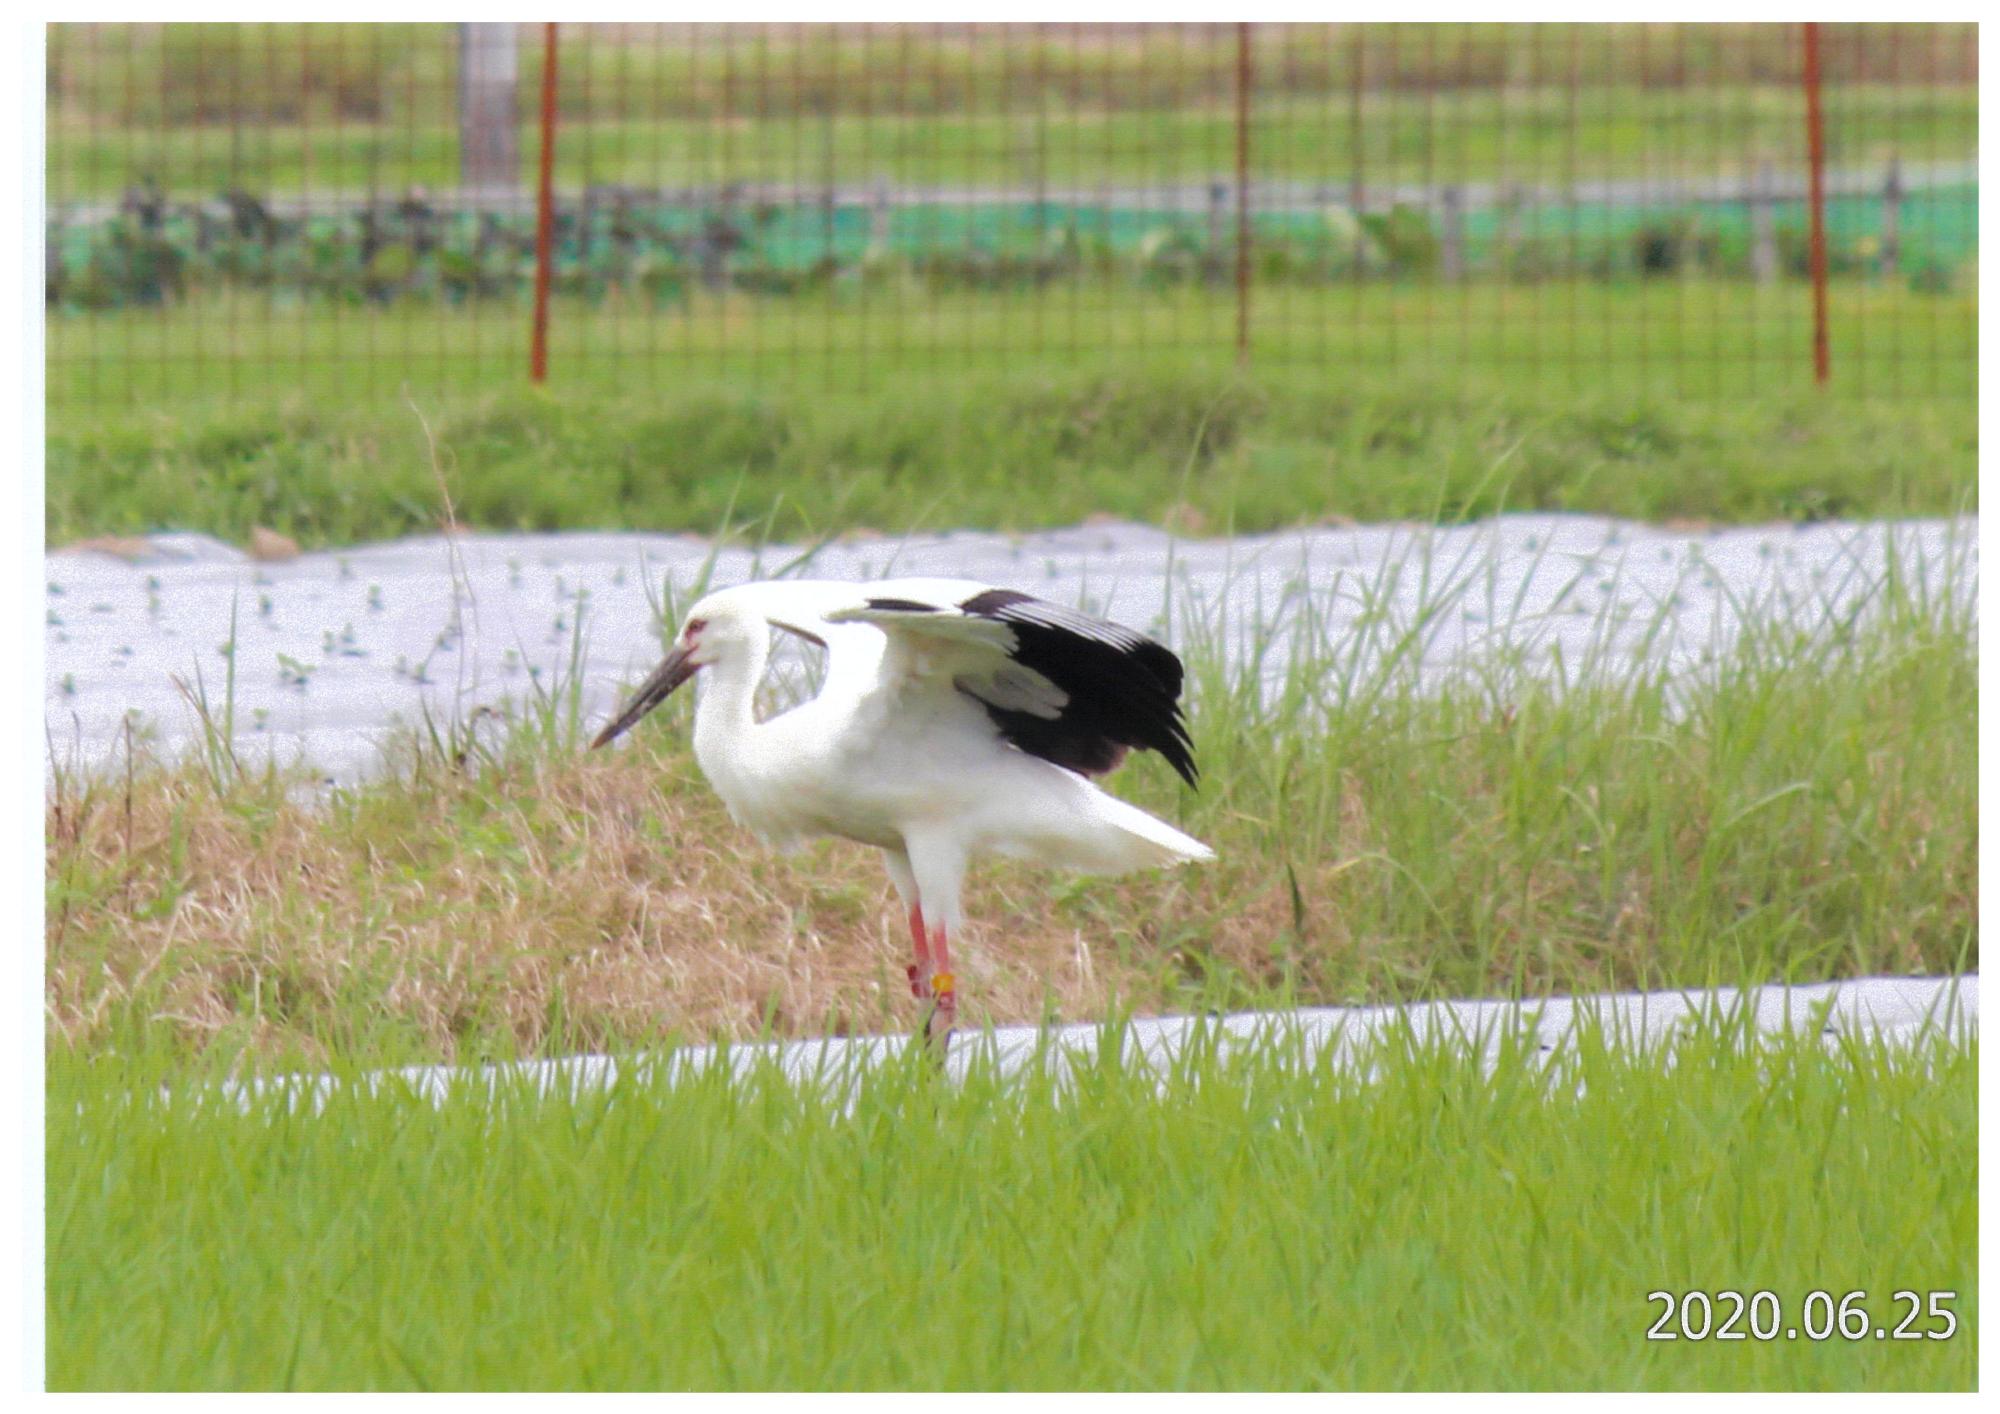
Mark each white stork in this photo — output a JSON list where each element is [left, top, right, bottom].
[[591, 578, 1214, 1040]]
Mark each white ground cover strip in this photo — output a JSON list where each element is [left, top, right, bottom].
[[45, 514, 1975, 783], [234, 975, 1974, 1111]]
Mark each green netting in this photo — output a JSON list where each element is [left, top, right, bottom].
[[746, 184, 1977, 271], [45, 182, 1976, 309], [1460, 184, 1977, 270]]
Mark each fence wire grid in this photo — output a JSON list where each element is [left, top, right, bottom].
[[46, 22, 1977, 407]]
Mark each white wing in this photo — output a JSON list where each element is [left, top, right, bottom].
[[733, 576, 1195, 783], [824, 580, 1059, 711], [821, 578, 1196, 784]]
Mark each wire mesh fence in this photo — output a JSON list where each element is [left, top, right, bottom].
[[45, 22, 1977, 409]]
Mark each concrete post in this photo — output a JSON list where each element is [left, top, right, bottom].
[[459, 23, 522, 195], [1749, 162, 1778, 285], [869, 180, 891, 250], [1880, 157, 1903, 277], [1440, 185, 1464, 281]]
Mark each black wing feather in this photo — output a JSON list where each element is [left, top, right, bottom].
[[957, 589, 1198, 787]]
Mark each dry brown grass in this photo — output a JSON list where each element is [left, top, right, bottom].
[[46, 742, 1290, 1062]]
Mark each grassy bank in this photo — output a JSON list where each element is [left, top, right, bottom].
[[47, 1022, 1976, 1390], [45, 284, 1979, 549]]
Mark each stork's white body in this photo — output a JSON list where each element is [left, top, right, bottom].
[[594, 576, 1213, 1033]]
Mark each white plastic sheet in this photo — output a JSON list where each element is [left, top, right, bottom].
[[45, 514, 1976, 783], [233, 975, 1976, 1112]]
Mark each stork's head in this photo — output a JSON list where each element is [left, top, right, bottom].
[[589, 587, 778, 749]]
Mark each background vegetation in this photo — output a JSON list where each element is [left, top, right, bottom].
[[46, 285, 1978, 549], [48, 23, 1976, 181]]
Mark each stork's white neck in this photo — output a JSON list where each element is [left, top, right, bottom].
[[691, 629, 771, 782]]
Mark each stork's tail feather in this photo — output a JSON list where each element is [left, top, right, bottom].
[[1077, 790, 1216, 874]]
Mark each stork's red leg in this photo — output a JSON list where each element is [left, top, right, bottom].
[[905, 903, 932, 1000]]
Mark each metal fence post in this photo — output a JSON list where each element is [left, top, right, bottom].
[[1235, 22, 1252, 368], [1803, 22, 1831, 386], [530, 22, 559, 385]]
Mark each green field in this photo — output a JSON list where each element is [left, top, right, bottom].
[[48, 84, 1979, 200], [47, 24, 1977, 197], [47, 1021, 1976, 1390], [44, 281, 1979, 549]]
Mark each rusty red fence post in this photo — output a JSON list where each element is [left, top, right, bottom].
[[530, 22, 560, 385], [1234, 22, 1252, 368], [1803, 21, 1830, 386]]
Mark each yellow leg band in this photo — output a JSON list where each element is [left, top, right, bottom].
[[931, 972, 956, 998]]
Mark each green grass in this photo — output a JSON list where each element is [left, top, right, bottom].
[[52, 23, 1976, 124], [48, 85, 1979, 200], [46, 1019, 1977, 1390], [47, 23, 1977, 197], [44, 281, 1979, 548]]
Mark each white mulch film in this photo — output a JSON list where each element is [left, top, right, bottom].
[[47, 514, 1978, 1072], [236, 976, 1975, 1110], [44, 513, 1976, 784]]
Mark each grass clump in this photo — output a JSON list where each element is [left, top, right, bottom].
[[46, 1020, 1976, 1389]]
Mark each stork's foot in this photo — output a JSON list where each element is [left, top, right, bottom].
[[903, 911, 956, 1054], [921, 971, 958, 1053]]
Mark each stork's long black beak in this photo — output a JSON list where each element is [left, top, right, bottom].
[[591, 644, 698, 749]]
